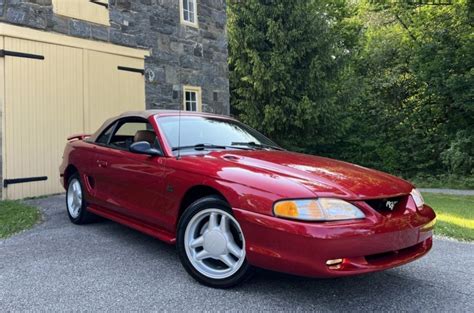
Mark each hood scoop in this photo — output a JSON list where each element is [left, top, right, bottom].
[[223, 154, 240, 161]]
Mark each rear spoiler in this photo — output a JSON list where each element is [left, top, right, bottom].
[[67, 134, 91, 141]]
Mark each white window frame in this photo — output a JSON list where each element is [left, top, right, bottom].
[[179, 0, 199, 28], [183, 86, 202, 112]]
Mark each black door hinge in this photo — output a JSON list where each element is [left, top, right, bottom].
[[117, 66, 145, 75], [0, 49, 44, 60], [90, 0, 109, 9], [3, 176, 48, 188]]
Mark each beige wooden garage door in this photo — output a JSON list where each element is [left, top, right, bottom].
[[85, 50, 146, 132], [0, 27, 148, 199]]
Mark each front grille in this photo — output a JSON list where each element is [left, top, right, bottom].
[[365, 196, 405, 213]]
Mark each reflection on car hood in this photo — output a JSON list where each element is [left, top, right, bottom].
[[210, 150, 413, 199]]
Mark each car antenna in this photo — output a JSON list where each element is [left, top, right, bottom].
[[177, 94, 182, 160]]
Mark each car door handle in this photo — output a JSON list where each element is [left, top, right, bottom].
[[97, 160, 108, 168]]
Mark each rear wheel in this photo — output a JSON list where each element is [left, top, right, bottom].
[[177, 196, 254, 288], [66, 173, 95, 224]]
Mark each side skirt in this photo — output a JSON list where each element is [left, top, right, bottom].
[[87, 205, 176, 244]]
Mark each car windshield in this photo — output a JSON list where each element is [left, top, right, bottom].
[[157, 115, 280, 153]]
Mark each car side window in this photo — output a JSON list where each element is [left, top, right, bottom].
[[96, 123, 116, 145], [107, 120, 161, 152]]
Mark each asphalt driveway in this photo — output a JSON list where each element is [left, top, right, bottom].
[[1, 195, 473, 312]]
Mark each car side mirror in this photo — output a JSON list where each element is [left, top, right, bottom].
[[129, 141, 162, 156]]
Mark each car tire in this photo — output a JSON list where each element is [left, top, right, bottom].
[[177, 195, 254, 288], [66, 173, 96, 224]]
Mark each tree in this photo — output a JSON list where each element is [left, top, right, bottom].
[[228, 0, 359, 151], [327, 0, 473, 178], [228, 0, 473, 182]]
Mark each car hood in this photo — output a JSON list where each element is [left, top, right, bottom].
[[209, 150, 413, 200]]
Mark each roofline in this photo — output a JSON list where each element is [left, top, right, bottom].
[[117, 110, 237, 121]]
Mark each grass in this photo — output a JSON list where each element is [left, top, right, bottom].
[[0, 200, 40, 239], [424, 193, 474, 242]]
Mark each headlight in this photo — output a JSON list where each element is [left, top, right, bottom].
[[410, 188, 424, 208], [273, 198, 365, 221]]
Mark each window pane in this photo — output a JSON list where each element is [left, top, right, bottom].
[[108, 121, 156, 150], [183, 10, 189, 21], [96, 123, 115, 144], [189, 0, 194, 13], [158, 116, 278, 150], [186, 100, 197, 112], [115, 122, 147, 136], [184, 88, 199, 111], [188, 12, 194, 23], [183, 0, 188, 11]]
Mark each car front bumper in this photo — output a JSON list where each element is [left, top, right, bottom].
[[233, 204, 435, 278]]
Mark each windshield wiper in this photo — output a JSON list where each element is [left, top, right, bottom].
[[231, 141, 284, 151], [172, 143, 252, 151]]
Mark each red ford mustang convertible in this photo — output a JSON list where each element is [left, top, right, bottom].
[[60, 110, 436, 288]]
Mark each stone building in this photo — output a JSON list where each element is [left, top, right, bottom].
[[0, 0, 229, 199], [0, 0, 229, 112]]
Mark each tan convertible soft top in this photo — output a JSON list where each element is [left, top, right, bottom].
[[87, 109, 235, 142]]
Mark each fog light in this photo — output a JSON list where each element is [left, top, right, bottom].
[[326, 258, 343, 266]]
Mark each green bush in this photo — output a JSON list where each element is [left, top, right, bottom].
[[410, 174, 474, 190], [441, 131, 473, 176]]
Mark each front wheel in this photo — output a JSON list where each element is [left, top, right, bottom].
[[177, 196, 254, 288]]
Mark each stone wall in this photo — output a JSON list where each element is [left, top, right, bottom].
[[0, 0, 230, 114]]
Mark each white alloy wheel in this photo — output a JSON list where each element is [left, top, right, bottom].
[[184, 208, 246, 279], [67, 178, 83, 219]]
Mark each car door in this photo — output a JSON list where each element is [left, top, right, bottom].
[[86, 121, 117, 209], [91, 118, 168, 227]]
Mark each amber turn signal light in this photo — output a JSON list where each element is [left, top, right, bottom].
[[273, 201, 299, 218]]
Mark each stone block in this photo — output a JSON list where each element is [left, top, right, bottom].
[[29, 0, 52, 5], [50, 14, 69, 34], [70, 19, 91, 38], [5, 7, 27, 25], [165, 66, 179, 84], [91, 25, 109, 41], [110, 30, 137, 47]]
